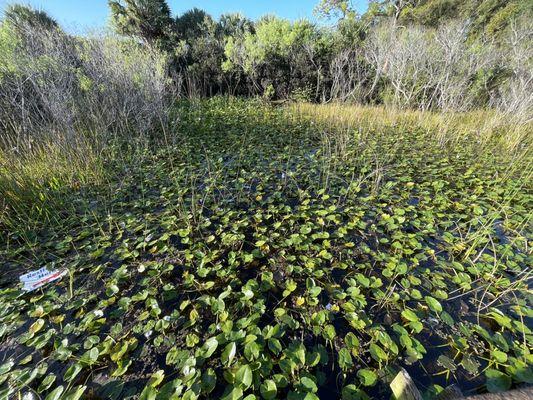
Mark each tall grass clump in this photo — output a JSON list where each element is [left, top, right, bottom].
[[0, 5, 171, 236], [290, 103, 532, 154]]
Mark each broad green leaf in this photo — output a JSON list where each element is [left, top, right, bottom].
[[80, 347, 99, 366], [491, 350, 507, 364], [221, 386, 243, 400], [437, 355, 456, 372], [345, 333, 360, 351], [38, 374, 56, 392], [287, 392, 320, 400], [299, 377, 317, 393], [201, 368, 217, 394], [139, 386, 158, 400], [199, 337, 218, 359], [44, 386, 64, 400], [63, 385, 87, 400], [425, 296, 442, 313], [323, 325, 336, 341], [260, 379, 277, 399], [0, 360, 14, 375], [342, 384, 369, 400], [338, 348, 353, 371], [64, 363, 83, 383], [235, 364, 253, 389], [166, 347, 180, 365], [268, 338, 282, 355], [148, 370, 165, 388], [222, 342, 237, 366], [485, 369, 511, 393], [401, 309, 418, 322], [112, 359, 132, 377], [508, 360, 533, 384], [357, 369, 377, 386], [369, 343, 388, 362], [29, 319, 45, 335]]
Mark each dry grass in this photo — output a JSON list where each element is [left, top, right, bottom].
[[290, 102, 533, 154]]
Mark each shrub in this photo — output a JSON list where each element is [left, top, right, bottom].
[[0, 23, 170, 143], [0, 7, 171, 232]]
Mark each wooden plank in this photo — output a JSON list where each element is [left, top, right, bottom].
[[466, 387, 533, 400], [389, 369, 532, 400], [390, 369, 423, 400]]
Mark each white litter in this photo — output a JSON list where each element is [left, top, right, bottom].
[[19, 267, 67, 292]]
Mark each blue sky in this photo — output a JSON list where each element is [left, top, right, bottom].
[[0, 1, 368, 32]]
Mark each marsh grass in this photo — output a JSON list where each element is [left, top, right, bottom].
[[0, 135, 101, 231], [291, 103, 533, 154]]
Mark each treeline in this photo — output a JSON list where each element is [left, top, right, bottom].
[[0, 0, 531, 143], [107, 0, 532, 118]]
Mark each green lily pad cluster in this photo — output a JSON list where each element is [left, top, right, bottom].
[[0, 98, 531, 399]]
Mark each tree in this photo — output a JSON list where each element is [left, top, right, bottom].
[[4, 4, 59, 32], [371, 0, 531, 38], [217, 13, 254, 38], [175, 10, 223, 97], [175, 8, 212, 40], [223, 16, 322, 98], [108, 0, 173, 47], [359, 0, 419, 21], [315, 0, 356, 20]]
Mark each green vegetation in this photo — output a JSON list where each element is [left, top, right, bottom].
[[103, 0, 533, 110], [0, 1, 532, 399], [1, 99, 532, 399]]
